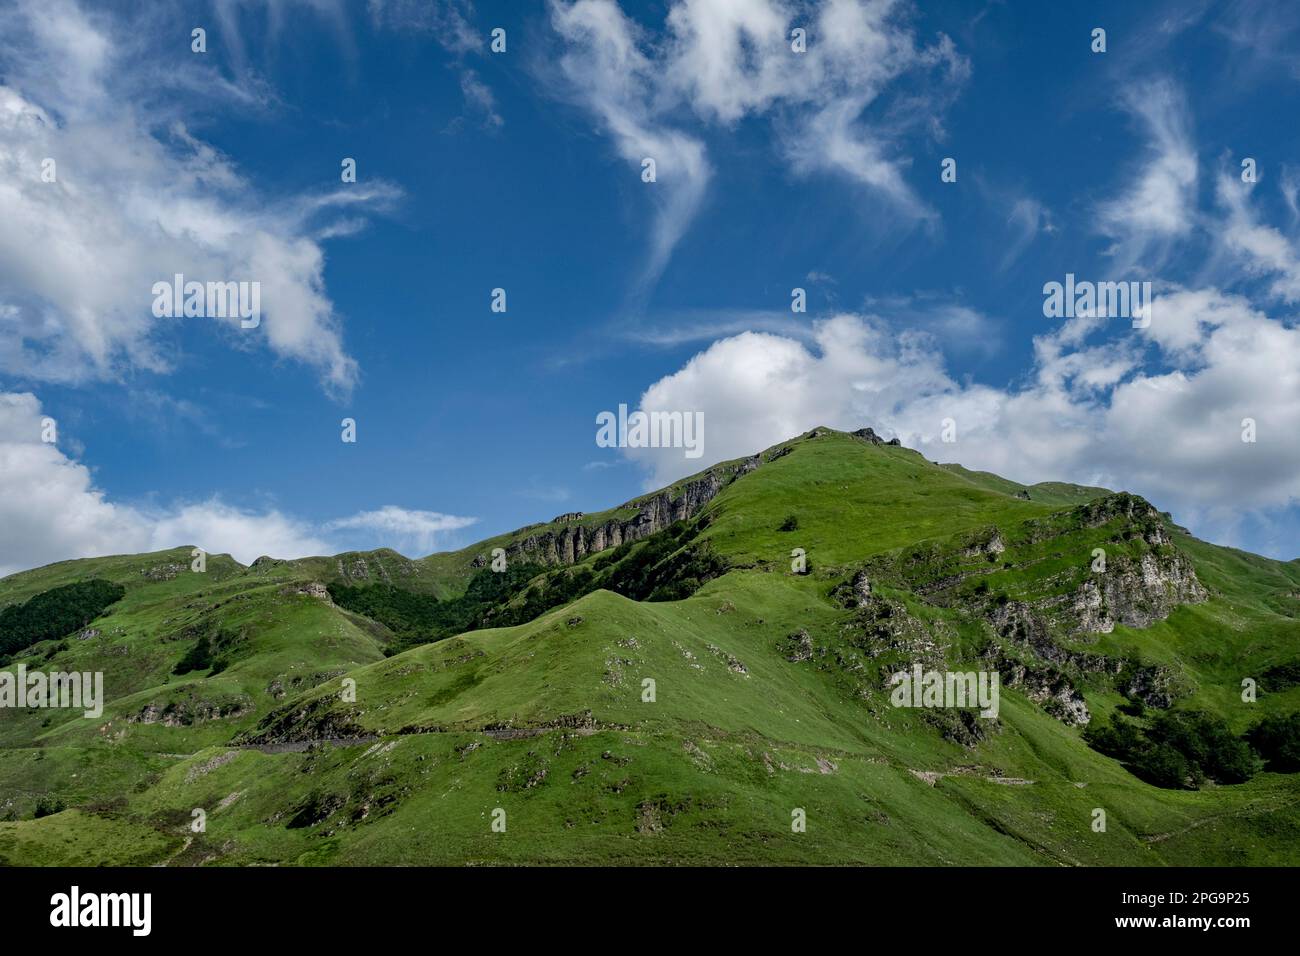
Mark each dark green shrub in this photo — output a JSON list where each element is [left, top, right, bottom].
[[1246, 712, 1300, 772], [1261, 661, 1300, 692], [1139, 744, 1192, 789], [33, 796, 65, 819], [173, 636, 214, 674]]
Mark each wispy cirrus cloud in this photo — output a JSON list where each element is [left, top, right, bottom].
[[368, 0, 504, 130], [545, 0, 966, 286], [1096, 77, 1198, 270]]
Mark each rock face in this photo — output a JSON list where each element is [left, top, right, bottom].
[[994, 656, 1091, 726], [482, 454, 764, 567], [132, 697, 252, 727], [294, 583, 334, 605], [850, 570, 872, 606], [852, 427, 901, 446], [1067, 550, 1206, 634], [846, 491, 1209, 728], [331, 552, 419, 587], [780, 628, 815, 662]]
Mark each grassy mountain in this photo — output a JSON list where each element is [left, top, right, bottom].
[[1, 428, 1298, 865]]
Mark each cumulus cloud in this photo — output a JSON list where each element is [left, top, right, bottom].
[[547, 0, 964, 282], [0, 0, 397, 393], [626, 297, 1300, 556], [0, 392, 475, 576], [322, 506, 478, 553], [144, 501, 333, 568], [0, 392, 146, 576]]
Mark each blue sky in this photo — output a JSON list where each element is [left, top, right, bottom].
[[2, 0, 1300, 574]]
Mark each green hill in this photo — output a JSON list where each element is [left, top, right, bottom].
[[2, 428, 1298, 865]]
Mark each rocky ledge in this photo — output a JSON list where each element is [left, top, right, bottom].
[[474, 454, 765, 568]]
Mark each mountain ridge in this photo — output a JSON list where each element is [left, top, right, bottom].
[[2, 426, 1298, 865]]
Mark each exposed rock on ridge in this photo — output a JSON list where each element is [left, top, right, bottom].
[[474, 454, 765, 568]]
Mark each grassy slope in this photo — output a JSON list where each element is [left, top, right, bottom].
[[937, 462, 1112, 507], [1, 429, 1297, 865]]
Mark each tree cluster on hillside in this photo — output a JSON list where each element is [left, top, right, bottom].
[[0, 579, 125, 658], [1083, 707, 1299, 789]]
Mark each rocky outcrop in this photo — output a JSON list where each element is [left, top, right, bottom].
[[851, 570, 872, 606], [852, 427, 901, 446], [923, 707, 999, 747], [332, 552, 419, 587], [288, 582, 333, 604], [995, 657, 1091, 726], [1119, 662, 1180, 709], [853, 593, 947, 673], [142, 563, 185, 581], [779, 628, 815, 662], [851, 491, 1207, 727], [992, 548, 1207, 643], [480, 454, 764, 567], [1073, 551, 1206, 632], [962, 529, 1006, 559], [131, 696, 253, 727]]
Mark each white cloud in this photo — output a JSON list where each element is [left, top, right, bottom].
[[1216, 173, 1300, 302], [547, 0, 963, 281], [459, 70, 503, 129], [0, 392, 475, 576], [368, 0, 477, 48], [861, 293, 1003, 357], [0, 392, 146, 577], [550, 0, 712, 287], [1097, 78, 1199, 269], [145, 501, 333, 567], [999, 195, 1054, 270], [0, 0, 396, 393], [368, 0, 504, 129], [627, 296, 1300, 556], [322, 506, 478, 553]]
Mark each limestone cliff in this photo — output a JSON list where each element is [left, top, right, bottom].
[[472, 453, 766, 568]]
